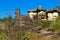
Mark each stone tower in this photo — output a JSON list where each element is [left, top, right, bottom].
[[14, 8, 21, 27], [15, 8, 20, 18]]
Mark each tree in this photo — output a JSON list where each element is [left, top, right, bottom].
[[1, 17, 7, 22]]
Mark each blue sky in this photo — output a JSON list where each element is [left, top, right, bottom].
[[0, 0, 60, 18]]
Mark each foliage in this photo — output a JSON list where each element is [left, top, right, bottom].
[[1, 17, 7, 22], [53, 16, 60, 30], [0, 33, 7, 40], [1, 15, 13, 25], [33, 20, 50, 28]]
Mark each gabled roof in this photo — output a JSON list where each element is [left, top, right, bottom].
[[28, 6, 46, 13], [27, 10, 37, 12], [46, 9, 60, 13], [28, 9, 46, 13]]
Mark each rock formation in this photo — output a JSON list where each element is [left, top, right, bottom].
[[14, 8, 33, 32]]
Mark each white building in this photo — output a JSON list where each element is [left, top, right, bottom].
[[28, 6, 46, 20], [47, 9, 59, 21], [28, 6, 60, 21]]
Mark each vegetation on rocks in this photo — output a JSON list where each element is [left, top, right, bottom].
[[53, 16, 60, 31], [0, 9, 60, 40]]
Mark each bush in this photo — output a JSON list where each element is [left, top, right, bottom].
[[33, 20, 50, 28], [53, 16, 60, 30]]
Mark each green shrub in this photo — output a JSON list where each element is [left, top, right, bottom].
[[0, 34, 7, 40], [53, 16, 60, 30], [33, 20, 50, 28]]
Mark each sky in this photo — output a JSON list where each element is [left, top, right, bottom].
[[0, 0, 60, 18]]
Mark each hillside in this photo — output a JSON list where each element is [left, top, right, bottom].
[[0, 8, 60, 40]]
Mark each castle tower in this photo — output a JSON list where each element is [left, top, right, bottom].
[[14, 8, 21, 27]]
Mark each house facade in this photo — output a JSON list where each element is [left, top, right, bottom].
[[28, 6, 60, 21], [47, 9, 60, 21]]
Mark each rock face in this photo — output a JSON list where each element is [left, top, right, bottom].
[[14, 8, 33, 32]]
